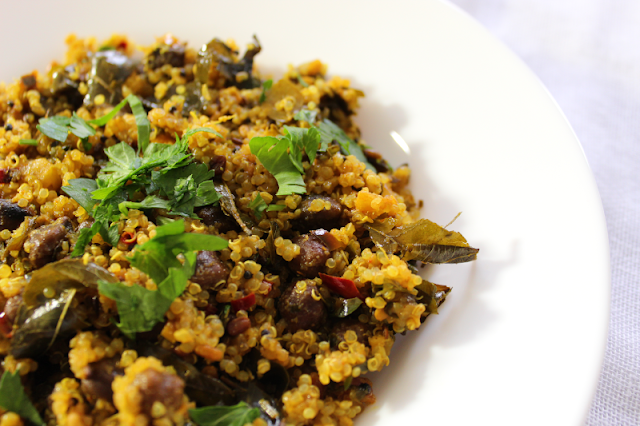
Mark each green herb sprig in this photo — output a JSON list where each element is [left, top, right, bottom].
[[98, 219, 228, 338], [249, 111, 373, 196], [0, 370, 45, 426]]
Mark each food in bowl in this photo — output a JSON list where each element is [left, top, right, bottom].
[[0, 33, 477, 426]]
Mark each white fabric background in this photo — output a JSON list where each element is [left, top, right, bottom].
[[447, 1, 640, 424]]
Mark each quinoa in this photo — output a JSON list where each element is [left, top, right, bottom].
[[0, 33, 477, 426]]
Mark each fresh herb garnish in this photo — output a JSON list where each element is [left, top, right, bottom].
[[317, 119, 375, 171], [64, 126, 223, 256], [249, 116, 373, 195], [36, 94, 150, 153], [98, 219, 228, 339], [248, 193, 268, 220], [259, 79, 273, 104], [296, 73, 309, 87], [0, 370, 45, 426], [18, 139, 38, 146], [249, 136, 307, 196], [188, 402, 260, 426]]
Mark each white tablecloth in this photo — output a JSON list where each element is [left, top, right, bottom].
[[448, 1, 640, 424]]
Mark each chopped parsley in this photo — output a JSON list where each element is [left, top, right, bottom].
[[63, 126, 223, 256], [0, 370, 45, 426], [36, 94, 150, 153], [249, 115, 374, 195], [98, 219, 228, 339], [18, 139, 38, 146], [189, 402, 260, 426]]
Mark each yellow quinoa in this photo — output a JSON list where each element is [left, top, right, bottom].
[[0, 33, 477, 426]]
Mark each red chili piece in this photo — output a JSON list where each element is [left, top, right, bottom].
[[0, 169, 11, 184], [319, 273, 362, 299], [230, 293, 256, 312], [120, 231, 136, 244], [0, 312, 13, 338]]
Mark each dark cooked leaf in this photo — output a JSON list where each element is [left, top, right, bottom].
[[366, 218, 478, 264], [215, 182, 253, 234], [69, 113, 96, 139], [62, 178, 99, 212], [405, 244, 479, 264], [317, 119, 374, 171], [249, 136, 306, 196], [189, 402, 260, 426], [415, 280, 451, 315], [0, 370, 45, 426], [37, 116, 70, 143]]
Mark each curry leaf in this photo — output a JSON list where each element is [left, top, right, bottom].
[[189, 402, 260, 426], [0, 370, 45, 426]]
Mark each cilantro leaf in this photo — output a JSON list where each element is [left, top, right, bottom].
[[189, 402, 260, 426], [294, 109, 317, 123], [317, 120, 375, 171], [195, 180, 221, 207], [249, 136, 306, 196], [70, 113, 96, 139], [0, 370, 45, 426], [100, 220, 228, 338], [284, 125, 321, 165], [259, 79, 272, 104], [248, 193, 268, 220], [37, 115, 70, 143], [62, 178, 99, 212], [98, 280, 169, 339]]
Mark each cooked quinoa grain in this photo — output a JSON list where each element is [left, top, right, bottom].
[[0, 33, 477, 426]]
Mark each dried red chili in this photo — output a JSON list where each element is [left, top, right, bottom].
[[120, 231, 136, 244], [319, 273, 362, 299], [230, 293, 256, 312]]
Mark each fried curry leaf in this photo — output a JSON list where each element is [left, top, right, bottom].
[[189, 402, 260, 426], [317, 119, 374, 171], [100, 220, 228, 338], [366, 218, 478, 264], [416, 280, 451, 315], [0, 370, 45, 426], [332, 297, 363, 318], [249, 136, 306, 196], [215, 182, 253, 234]]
